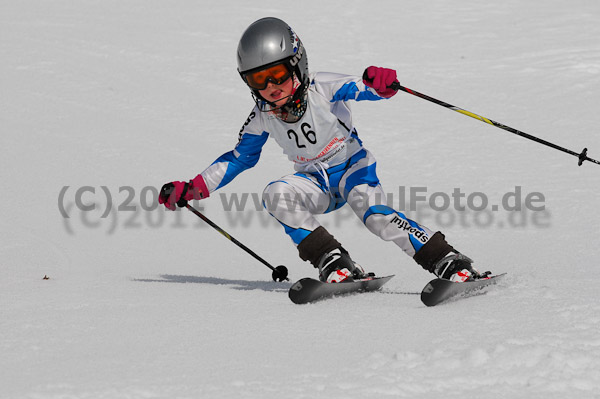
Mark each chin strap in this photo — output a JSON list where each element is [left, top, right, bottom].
[[250, 73, 308, 122]]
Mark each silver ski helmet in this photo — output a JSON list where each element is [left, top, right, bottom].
[[237, 17, 309, 105]]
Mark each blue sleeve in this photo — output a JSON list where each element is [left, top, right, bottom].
[[330, 81, 383, 102], [202, 130, 269, 191]]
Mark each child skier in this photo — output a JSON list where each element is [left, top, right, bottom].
[[159, 17, 480, 284]]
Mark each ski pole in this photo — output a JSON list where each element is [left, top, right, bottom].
[[184, 203, 289, 282], [364, 72, 599, 167]]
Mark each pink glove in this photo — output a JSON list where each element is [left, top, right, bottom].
[[159, 174, 209, 211], [363, 66, 399, 98]]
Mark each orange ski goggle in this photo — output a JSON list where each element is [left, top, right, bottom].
[[243, 63, 292, 90]]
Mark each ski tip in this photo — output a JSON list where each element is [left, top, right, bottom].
[[420, 272, 507, 307]]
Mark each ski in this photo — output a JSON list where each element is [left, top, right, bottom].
[[421, 273, 507, 307], [288, 275, 394, 304]]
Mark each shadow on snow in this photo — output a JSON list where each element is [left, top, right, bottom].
[[134, 274, 291, 293], [134, 275, 420, 296]]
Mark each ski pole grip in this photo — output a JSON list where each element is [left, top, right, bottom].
[[159, 182, 189, 208], [362, 69, 401, 91], [362, 69, 370, 83], [173, 182, 190, 208]]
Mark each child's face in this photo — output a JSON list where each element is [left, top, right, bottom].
[[258, 76, 294, 108]]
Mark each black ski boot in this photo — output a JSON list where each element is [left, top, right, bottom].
[[433, 252, 480, 282], [317, 247, 367, 283]]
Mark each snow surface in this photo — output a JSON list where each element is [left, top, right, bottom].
[[2, 0, 600, 398]]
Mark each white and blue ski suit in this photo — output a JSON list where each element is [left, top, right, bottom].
[[199, 72, 435, 258]]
